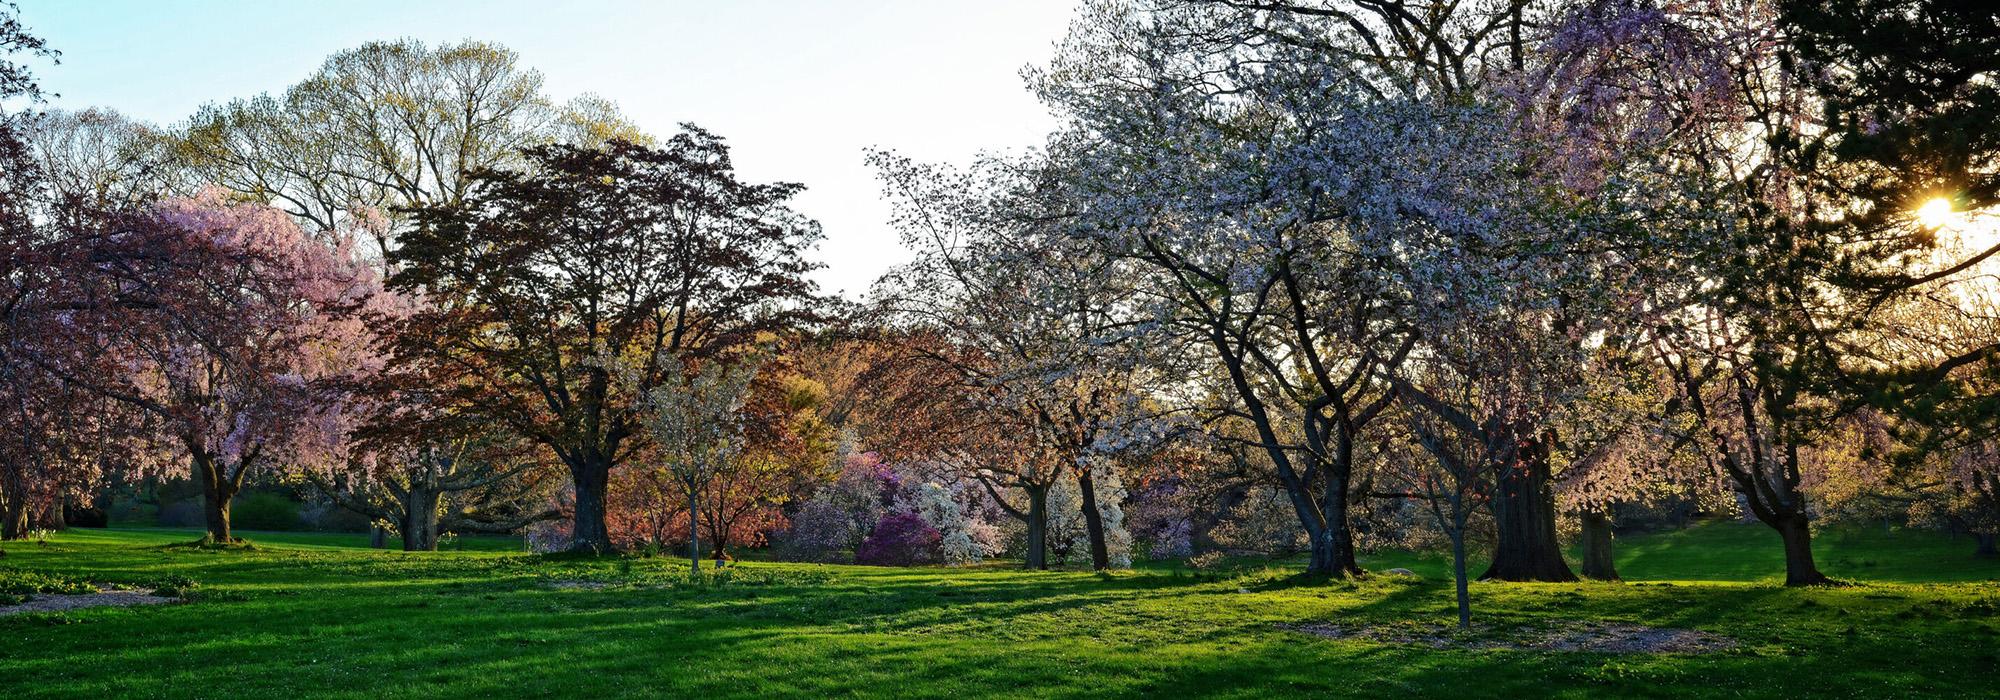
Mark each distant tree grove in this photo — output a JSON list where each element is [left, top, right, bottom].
[[3, 0, 1998, 627]]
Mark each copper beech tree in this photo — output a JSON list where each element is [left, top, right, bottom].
[[391, 132, 821, 553]]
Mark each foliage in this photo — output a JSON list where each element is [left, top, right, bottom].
[[854, 511, 941, 567], [228, 492, 300, 532], [391, 134, 822, 551]]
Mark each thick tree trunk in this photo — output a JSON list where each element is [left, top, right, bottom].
[[1319, 471, 1360, 577], [1024, 484, 1049, 570], [194, 452, 237, 543], [1075, 468, 1111, 571], [1, 486, 26, 540], [1481, 438, 1575, 582], [402, 487, 441, 551], [369, 525, 387, 549], [567, 454, 612, 553], [1300, 431, 1361, 578], [1579, 509, 1620, 581], [1975, 532, 1998, 558], [1775, 515, 1830, 586]]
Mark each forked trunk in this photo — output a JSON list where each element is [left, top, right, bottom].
[[1024, 484, 1049, 570], [1579, 509, 1620, 581], [1075, 468, 1110, 571], [1776, 515, 1830, 586], [708, 525, 729, 559]]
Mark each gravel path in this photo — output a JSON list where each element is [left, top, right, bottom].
[[0, 588, 177, 616]]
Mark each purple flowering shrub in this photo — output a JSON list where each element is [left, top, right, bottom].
[[854, 511, 941, 566]]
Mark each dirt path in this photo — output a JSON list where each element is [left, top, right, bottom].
[[0, 588, 177, 616]]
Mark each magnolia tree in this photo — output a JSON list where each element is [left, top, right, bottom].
[[872, 150, 1172, 570]]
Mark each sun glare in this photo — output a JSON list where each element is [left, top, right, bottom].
[[1917, 197, 1956, 229]]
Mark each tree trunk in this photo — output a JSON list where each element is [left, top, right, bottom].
[[1075, 468, 1111, 571], [1451, 521, 1472, 630], [1319, 471, 1360, 577], [402, 486, 441, 551], [567, 453, 612, 553], [194, 452, 237, 543], [369, 524, 387, 549], [1, 485, 26, 540], [1481, 437, 1575, 582], [708, 524, 729, 560], [1975, 532, 1998, 558], [686, 488, 701, 575], [1024, 484, 1049, 570], [1579, 509, 1620, 581], [1775, 515, 1830, 586], [37, 499, 65, 531]]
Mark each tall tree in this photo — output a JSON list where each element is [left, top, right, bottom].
[[178, 38, 648, 264], [391, 133, 821, 553]]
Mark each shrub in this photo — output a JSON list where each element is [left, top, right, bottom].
[[772, 498, 853, 563], [231, 492, 302, 531], [1186, 550, 1226, 570], [855, 512, 941, 566]]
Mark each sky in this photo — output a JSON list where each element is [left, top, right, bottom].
[[13, 0, 1080, 298]]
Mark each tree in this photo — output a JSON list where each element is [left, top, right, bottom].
[[392, 134, 821, 553], [633, 353, 758, 573], [872, 150, 1168, 570], [178, 38, 648, 264], [1382, 398, 1490, 629], [21, 107, 183, 213], [299, 359, 563, 551], [35, 193, 375, 543], [1627, 0, 2000, 586], [697, 365, 837, 557]]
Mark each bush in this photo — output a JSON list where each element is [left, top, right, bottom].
[[772, 499, 853, 563], [230, 492, 301, 531], [855, 512, 941, 566]]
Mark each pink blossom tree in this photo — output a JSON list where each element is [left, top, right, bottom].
[[39, 191, 375, 542]]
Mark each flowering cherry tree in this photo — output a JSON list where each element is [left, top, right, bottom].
[[37, 191, 374, 542]]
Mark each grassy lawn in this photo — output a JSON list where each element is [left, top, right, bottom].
[[2, 523, 1996, 699]]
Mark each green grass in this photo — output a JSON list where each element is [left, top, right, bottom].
[[1, 523, 1995, 699]]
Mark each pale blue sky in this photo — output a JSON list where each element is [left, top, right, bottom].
[[14, 0, 1077, 297]]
